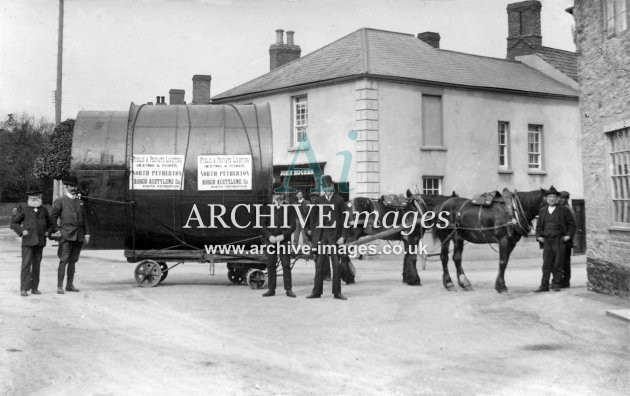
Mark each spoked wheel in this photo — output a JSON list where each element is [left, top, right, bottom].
[[228, 269, 246, 284], [246, 269, 266, 289], [134, 260, 163, 287], [158, 261, 168, 283], [228, 269, 239, 284]]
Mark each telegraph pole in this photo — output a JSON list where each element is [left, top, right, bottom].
[[55, 0, 64, 124]]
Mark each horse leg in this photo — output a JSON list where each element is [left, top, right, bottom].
[[402, 237, 421, 285], [453, 238, 472, 291], [439, 233, 455, 290], [495, 237, 516, 293]]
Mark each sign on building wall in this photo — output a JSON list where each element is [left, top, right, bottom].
[[131, 154, 185, 190], [198, 155, 252, 190]]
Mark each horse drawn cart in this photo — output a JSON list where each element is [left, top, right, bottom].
[[70, 103, 283, 288], [124, 248, 268, 288]]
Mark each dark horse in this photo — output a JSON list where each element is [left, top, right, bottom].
[[344, 190, 455, 285], [433, 189, 545, 293]]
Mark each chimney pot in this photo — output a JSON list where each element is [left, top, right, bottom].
[[269, 29, 301, 71], [417, 32, 441, 48], [275, 29, 284, 44]]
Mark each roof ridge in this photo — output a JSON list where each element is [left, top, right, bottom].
[[538, 46, 577, 56], [437, 48, 521, 64], [361, 28, 370, 74]]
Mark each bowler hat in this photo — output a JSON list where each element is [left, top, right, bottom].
[[62, 174, 79, 186], [25, 185, 43, 195], [543, 186, 560, 196], [560, 191, 570, 199]]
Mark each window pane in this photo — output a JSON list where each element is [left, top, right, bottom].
[[609, 128, 630, 223], [293, 96, 308, 144], [422, 95, 443, 146], [422, 177, 441, 195]]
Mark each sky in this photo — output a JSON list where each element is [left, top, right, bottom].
[[0, 0, 576, 122]]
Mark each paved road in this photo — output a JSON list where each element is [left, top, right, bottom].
[[0, 228, 627, 395]]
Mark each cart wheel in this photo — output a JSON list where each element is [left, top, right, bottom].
[[228, 269, 240, 284], [158, 261, 168, 283], [134, 260, 163, 287], [246, 269, 266, 289], [234, 270, 246, 285]]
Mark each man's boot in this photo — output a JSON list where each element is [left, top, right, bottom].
[[66, 271, 79, 292], [57, 274, 64, 294]]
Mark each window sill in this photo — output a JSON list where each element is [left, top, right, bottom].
[[287, 145, 310, 152], [527, 170, 547, 175], [420, 146, 447, 152], [608, 226, 630, 233], [498, 169, 513, 174]]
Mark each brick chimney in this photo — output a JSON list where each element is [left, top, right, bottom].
[[192, 75, 211, 105], [506, 0, 543, 60], [269, 29, 301, 71], [417, 32, 441, 48], [169, 89, 185, 105]]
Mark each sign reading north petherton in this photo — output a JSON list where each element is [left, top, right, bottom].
[[130, 154, 252, 190]]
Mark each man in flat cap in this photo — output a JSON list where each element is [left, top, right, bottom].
[[306, 175, 349, 300], [535, 186, 576, 292], [558, 191, 577, 288], [11, 186, 56, 296], [51, 174, 91, 294]]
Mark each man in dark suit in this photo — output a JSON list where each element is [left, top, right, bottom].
[[559, 191, 577, 288], [261, 183, 296, 297], [10, 187, 56, 296], [535, 186, 576, 292], [306, 175, 349, 300], [50, 174, 91, 294]]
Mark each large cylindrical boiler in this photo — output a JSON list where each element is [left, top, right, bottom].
[[71, 103, 273, 250]]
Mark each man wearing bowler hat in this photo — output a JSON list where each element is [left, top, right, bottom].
[[535, 186, 576, 292], [10, 186, 56, 296], [50, 174, 91, 294], [306, 175, 349, 300]]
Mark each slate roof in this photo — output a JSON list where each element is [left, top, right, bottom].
[[534, 46, 578, 81], [213, 28, 577, 101]]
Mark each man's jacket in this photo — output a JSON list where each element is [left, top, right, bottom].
[[50, 195, 90, 242], [261, 204, 296, 244], [10, 204, 56, 247], [535, 205, 576, 239], [309, 193, 347, 245]]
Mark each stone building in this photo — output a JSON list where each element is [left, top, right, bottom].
[[212, 2, 582, 209], [569, 0, 630, 296]]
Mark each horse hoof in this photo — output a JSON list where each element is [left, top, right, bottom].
[[495, 286, 508, 293], [462, 285, 474, 291], [445, 282, 455, 291], [406, 279, 421, 286]]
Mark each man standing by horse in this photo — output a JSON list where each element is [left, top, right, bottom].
[[535, 186, 576, 292], [306, 175, 348, 300]]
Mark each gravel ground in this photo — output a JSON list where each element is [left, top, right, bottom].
[[0, 228, 628, 396]]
